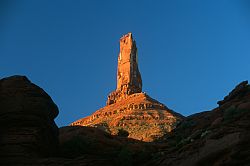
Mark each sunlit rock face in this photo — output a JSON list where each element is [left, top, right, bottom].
[[71, 33, 183, 141], [72, 92, 183, 141], [0, 76, 59, 159], [107, 33, 142, 105]]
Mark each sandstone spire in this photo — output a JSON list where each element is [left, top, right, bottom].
[[71, 33, 183, 142], [107, 33, 142, 105]]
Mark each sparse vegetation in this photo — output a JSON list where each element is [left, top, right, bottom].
[[117, 128, 129, 137], [200, 130, 211, 138]]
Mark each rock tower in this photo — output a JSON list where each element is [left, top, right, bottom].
[[71, 33, 183, 141], [107, 33, 142, 105]]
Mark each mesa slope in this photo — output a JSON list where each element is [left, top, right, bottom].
[[71, 92, 183, 141]]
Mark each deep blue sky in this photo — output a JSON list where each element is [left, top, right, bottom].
[[1, 0, 250, 127]]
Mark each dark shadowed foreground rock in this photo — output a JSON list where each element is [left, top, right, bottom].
[[1, 75, 250, 166], [0, 76, 59, 163], [146, 81, 250, 166], [56, 126, 160, 166]]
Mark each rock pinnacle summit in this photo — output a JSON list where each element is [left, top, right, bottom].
[[107, 32, 142, 105], [71, 33, 183, 141]]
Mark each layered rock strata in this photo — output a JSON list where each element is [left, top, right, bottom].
[[107, 33, 142, 105], [71, 33, 183, 141], [72, 92, 182, 141]]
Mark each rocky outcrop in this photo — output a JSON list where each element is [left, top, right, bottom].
[[72, 92, 183, 141], [107, 32, 142, 105], [71, 33, 183, 141], [35, 126, 158, 166], [217, 80, 249, 106], [0, 76, 59, 162], [2, 34, 250, 165], [146, 81, 250, 166], [1, 77, 250, 166]]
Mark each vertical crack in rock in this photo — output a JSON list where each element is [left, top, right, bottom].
[[107, 33, 142, 105]]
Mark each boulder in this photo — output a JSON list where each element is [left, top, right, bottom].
[[0, 75, 59, 161]]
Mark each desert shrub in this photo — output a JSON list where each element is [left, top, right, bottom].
[[200, 130, 211, 138], [117, 128, 129, 137]]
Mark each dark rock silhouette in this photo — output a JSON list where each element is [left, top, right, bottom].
[[58, 126, 155, 166], [217, 80, 249, 106], [0, 76, 59, 164], [1, 75, 250, 166], [146, 81, 250, 166]]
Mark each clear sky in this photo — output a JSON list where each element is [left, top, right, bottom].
[[1, 0, 250, 127]]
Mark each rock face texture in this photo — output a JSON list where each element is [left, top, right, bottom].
[[107, 33, 142, 105], [146, 81, 250, 166], [54, 81, 250, 165], [0, 76, 59, 161], [2, 35, 250, 165], [71, 33, 183, 141], [1, 76, 250, 166], [72, 93, 182, 141], [217, 80, 248, 106]]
